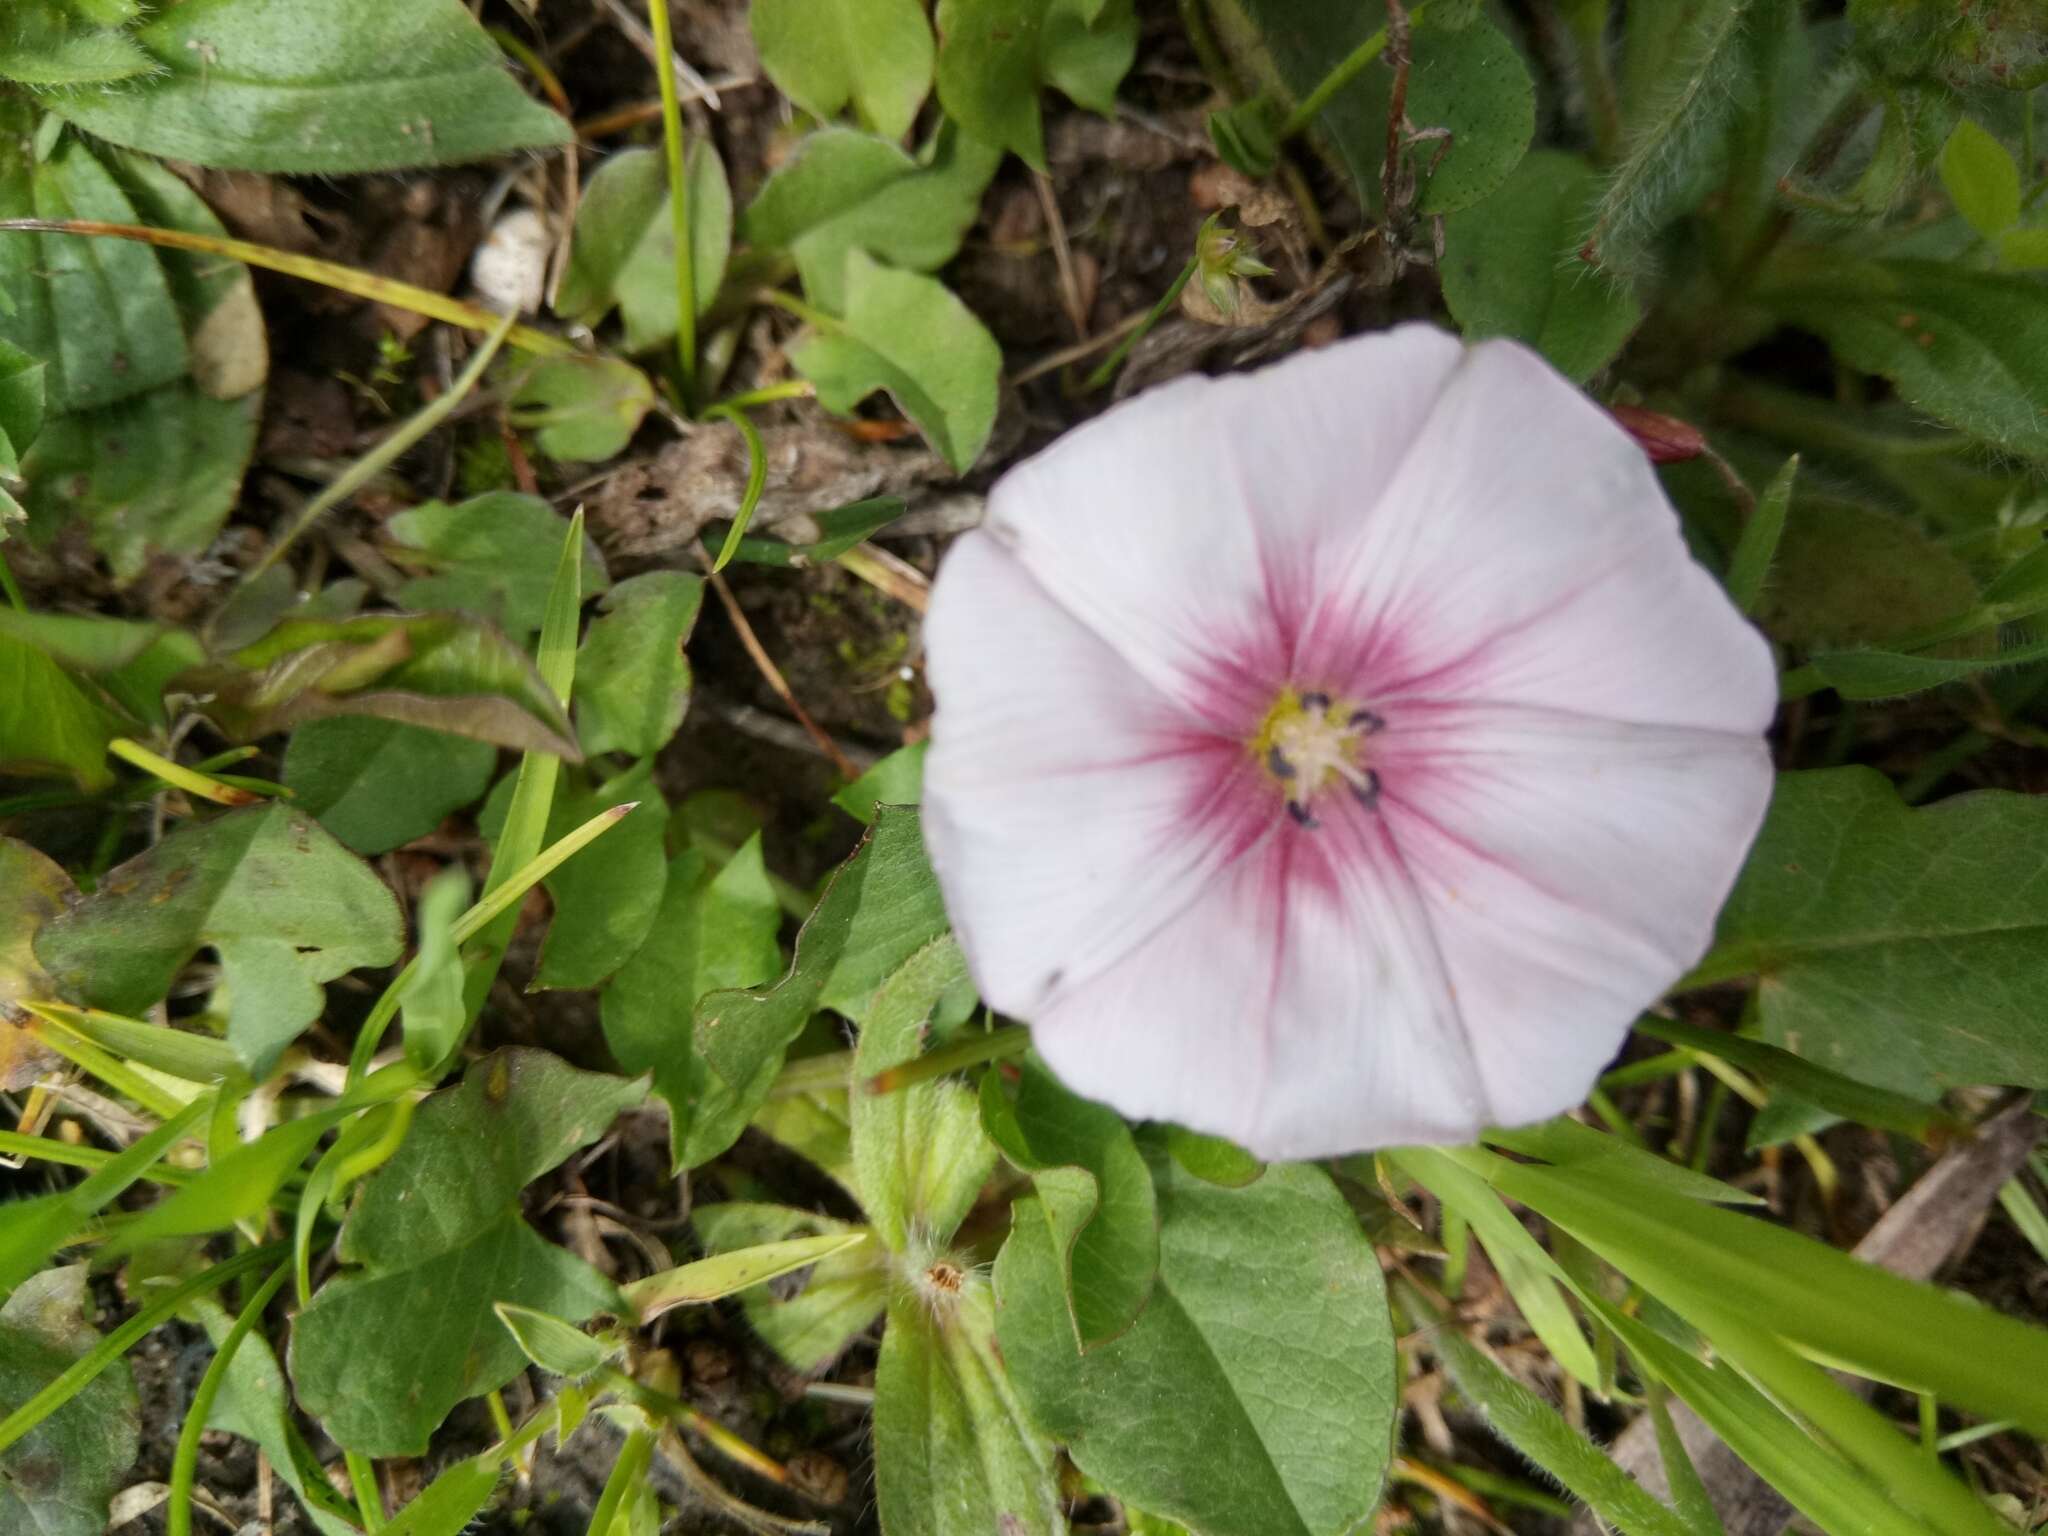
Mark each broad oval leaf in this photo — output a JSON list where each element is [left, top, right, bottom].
[[555, 142, 731, 352], [46, 0, 572, 175], [751, 0, 935, 141], [995, 1151, 1397, 1536], [34, 802, 403, 1073], [284, 715, 498, 857], [0, 1269, 141, 1536], [934, 0, 1137, 170]]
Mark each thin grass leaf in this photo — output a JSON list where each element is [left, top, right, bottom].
[[1725, 454, 1795, 616], [1648, 1392, 1727, 1536]]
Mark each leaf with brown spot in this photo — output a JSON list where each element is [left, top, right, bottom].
[[0, 836, 77, 1089]]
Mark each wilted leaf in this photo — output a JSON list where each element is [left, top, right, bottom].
[[288, 1050, 643, 1454], [574, 570, 703, 760], [1442, 151, 1641, 381], [741, 127, 999, 313], [46, 0, 572, 174], [0, 836, 73, 1090], [34, 802, 404, 1072], [555, 143, 732, 352], [602, 836, 785, 1167], [283, 715, 499, 856], [792, 249, 1000, 472], [385, 493, 609, 638], [934, 0, 1137, 170], [996, 1152, 1397, 1536], [1692, 767, 2048, 1096], [0, 1267, 140, 1536], [200, 611, 578, 757], [752, 0, 935, 141]]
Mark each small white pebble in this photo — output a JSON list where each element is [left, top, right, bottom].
[[470, 206, 552, 316]]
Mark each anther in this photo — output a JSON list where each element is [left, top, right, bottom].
[[1266, 745, 1296, 779], [1348, 708, 1385, 734], [1350, 768, 1382, 811], [1286, 800, 1319, 830], [1301, 691, 1331, 712]]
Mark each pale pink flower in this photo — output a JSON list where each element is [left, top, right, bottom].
[[922, 326, 1777, 1160]]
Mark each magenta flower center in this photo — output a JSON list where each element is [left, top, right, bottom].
[[1255, 689, 1385, 830]]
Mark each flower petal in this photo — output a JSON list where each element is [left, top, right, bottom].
[[980, 327, 1466, 728], [1297, 338, 1776, 736], [1029, 800, 1492, 1162], [923, 532, 1269, 1021], [1376, 701, 1775, 1127]]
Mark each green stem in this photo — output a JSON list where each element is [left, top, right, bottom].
[[757, 287, 842, 333], [584, 1425, 656, 1536], [865, 1023, 1031, 1094], [703, 403, 767, 572], [225, 311, 516, 609], [168, 1262, 291, 1536], [347, 1450, 386, 1531], [711, 379, 815, 411], [0, 550, 24, 611], [1278, 3, 1429, 144], [0, 1128, 191, 1183], [647, 0, 697, 410], [0, 1244, 283, 1455], [1083, 254, 1198, 391]]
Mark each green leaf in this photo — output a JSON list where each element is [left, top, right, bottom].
[[730, 494, 909, 568], [507, 354, 654, 464], [494, 1303, 618, 1378], [0, 111, 261, 580], [555, 143, 731, 352], [1760, 253, 2048, 462], [793, 249, 1001, 472], [0, 1268, 140, 1536], [1940, 118, 2022, 236], [980, 1055, 1157, 1349], [35, 803, 403, 1073], [622, 1230, 869, 1320], [1389, 1145, 1601, 1392], [686, 804, 949, 1168], [742, 126, 1000, 313], [1723, 454, 1796, 616], [601, 836, 784, 1167], [400, 868, 470, 1072], [832, 739, 926, 824], [284, 716, 497, 856], [690, 1204, 888, 1371], [1478, 1118, 1762, 1206], [1760, 499, 1980, 649], [1802, 634, 2048, 700], [874, 1280, 1065, 1536], [0, 3, 154, 86], [995, 1153, 1396, 1536], [200, 611, 578, 758], [386, 493, 608, 638], [103, 1107, 353, 1255], [1691, 767, 2048, 1096], [528, 768, 668, 992], [1424, 1307, 1696, 1536], [46, 0, 572, 175], [292, 1213, 616, 1456], [288, 1050, 642, 1454], [1441, 151, 1640, 381], [1582, 0, 1769, 275], [934, 0, 1135, 168], [1207, 1, 1533, 214], [1162, 1125, 1263, 1188], [751, 0, 935, 141], [21, 381, 259, 585], [574, 570, 703, 760], [0, 629, 122, 788], [188, 1296, 359, 1536], [0, 337, 46, 478], [850, 935, 996, 1252]]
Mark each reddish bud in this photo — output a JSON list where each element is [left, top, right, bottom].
[[1610, 404, 1707, 464]]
